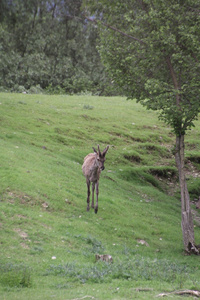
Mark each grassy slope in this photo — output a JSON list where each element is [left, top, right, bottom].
[[0, 93, 200, 299]]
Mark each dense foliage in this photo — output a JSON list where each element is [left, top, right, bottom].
[[0, 0, 116, 95]]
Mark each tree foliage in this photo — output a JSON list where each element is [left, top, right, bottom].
[[84, 0, 200, 253], [84, 0, 200, 135], [0, 0, 116, 95]]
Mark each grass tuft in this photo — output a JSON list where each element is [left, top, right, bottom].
[[0, 264, 32, 288]]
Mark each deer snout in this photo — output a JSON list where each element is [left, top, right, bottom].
[[101, 166, 105, 171]]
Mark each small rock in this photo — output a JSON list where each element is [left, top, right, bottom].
[[42, 202, 49, 209], [95, 254, 113, 263], [137, 239, 149, 247]]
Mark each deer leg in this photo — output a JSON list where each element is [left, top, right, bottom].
[[92, 182, 95, 209], [86, 180, 91, 211], [94, 181, 99, 214]]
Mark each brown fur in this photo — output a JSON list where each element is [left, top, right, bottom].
[[82, 145, 109, 213]]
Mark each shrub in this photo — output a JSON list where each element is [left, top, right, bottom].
[[83, 104, 94, 110], [0, 263, 32, 288], [28, 85, 44, 94], [45, 84, 66, 95], [45, 256, 191, 286], [12, 85, 27, 93]]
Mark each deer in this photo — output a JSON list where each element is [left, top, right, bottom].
[[82, 145, 109, 214]]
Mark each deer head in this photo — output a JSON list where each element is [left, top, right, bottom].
[[92, 144, 109, 171]]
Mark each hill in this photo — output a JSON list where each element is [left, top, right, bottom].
[[0, 93, 200, 299]]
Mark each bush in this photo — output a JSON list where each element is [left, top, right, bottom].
[[45, 84, 66, 95], [28, 85, 44, 94], [45, 256, 191, 286], [12, 85, 27, 93], [0, 263, 32, 288]]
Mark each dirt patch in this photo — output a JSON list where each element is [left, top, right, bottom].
[[4, 190, 44, 207], [147, 167, 178, 196], [20, 242, 30, 250], [17, 214, 27, 219], [14, 228, 29, 240], [42, 223, 52, 230], [14, 228, 30, 249], [185, 160, 200, 179]]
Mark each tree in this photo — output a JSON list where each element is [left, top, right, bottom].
[[0, 0, 114, 95], [83, 0, 200, 253]]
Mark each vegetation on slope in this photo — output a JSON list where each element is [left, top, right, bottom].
[[0, 93, 200, 299], [0, 1, 115, 95]]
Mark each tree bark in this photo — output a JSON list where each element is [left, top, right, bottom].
[[175, 134, 199, 254], [166, 56, 199, 254]]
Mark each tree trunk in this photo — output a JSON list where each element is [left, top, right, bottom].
[[175, 135, 199, 254]]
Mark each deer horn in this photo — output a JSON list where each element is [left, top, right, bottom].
[[102, 145, 109, 156], [92, 146, 97, 153]]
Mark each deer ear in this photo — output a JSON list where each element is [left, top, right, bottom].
[[102, 145, 109, 156]]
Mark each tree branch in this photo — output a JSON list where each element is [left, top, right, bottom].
[[157, 289, 200, 297], [84, 15, 145, 44], [71, 296, 95, 300], [69, 14, 145, 45]]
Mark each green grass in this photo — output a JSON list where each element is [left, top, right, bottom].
[[0, 93, 200, 299]]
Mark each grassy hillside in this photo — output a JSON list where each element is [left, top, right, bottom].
[[1, 93, 200, 299]]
